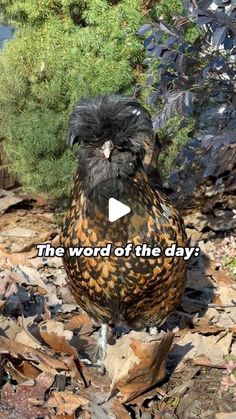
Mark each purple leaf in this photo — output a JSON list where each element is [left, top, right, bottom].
[[212, 25, 227, 47], [151, 45, 164, 57], [224, 36, 234, 50], [137, 23, 152, 36], [197, 15, 213, 25], [159, 21, 177, 36], [144, 34, 155, 48], [153, 30, 164, 42], [175, 54, 187, 73], [166, 35, 178, 47], [182, 0, 190, 11], [161, 50, 174, 64]]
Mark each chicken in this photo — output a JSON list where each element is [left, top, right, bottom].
[[60, 95, 187, 359]]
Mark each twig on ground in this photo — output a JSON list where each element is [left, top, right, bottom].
[[182, 296, 236, 309]]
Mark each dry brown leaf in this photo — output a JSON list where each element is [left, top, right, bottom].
[[40, 331, 77, 357], [4, 282, 18, 298], [0, 212, 55, 253], [0, 190, 25, 214], [0, 301, 5, 309], [23, 191, 54, 206], [43, 300, 52, 320], [0, 270, 20, 298], [33, 212, 55, 223], [110, 400, 131, 419], [46, 391, 89, 415], [12, 250, 38, 265], [104, 330, 173, 403], [0, 409, 8, 418], [0, 336, 70, 373], [14, 265, 50, 292], [0, 249, 38, 267], [0, 274, 9, 296], [62, 356, 84, 383], [206, 260, 234, 285], [15, 329, 41, 349], [170, 331, 233, 371], [214, 284, 236, 306], [0, 317, 23, 340], [0, 336, 83, 384], [80, 412, 91, 419], [184, 315, 236, 336], [83, 363, 110, 391], [79, 387, 136, 418], [17, 360, 41, 379], [40, 319, 73, 339], [215, 414, 236, 419], [52, 234, 60, 247], [129, 386, 166, 407], [5, 359, 40, 383], [191, 357, 226, 368], [65, 313, 94, 335]]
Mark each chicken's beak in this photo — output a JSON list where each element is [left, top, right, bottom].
[[101, 140, 113, 159]]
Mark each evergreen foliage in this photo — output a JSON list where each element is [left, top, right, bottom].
[[0, 0, 144, 198]]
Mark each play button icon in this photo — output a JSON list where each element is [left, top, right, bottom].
[[108, 198, 131, 222]]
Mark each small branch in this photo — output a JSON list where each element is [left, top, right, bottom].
[[182, 296, 236, 309]]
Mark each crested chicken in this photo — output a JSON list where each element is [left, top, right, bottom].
[[60, 95, 187, 358]]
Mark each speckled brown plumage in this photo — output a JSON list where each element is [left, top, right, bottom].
[[60, 95, 187, 330]]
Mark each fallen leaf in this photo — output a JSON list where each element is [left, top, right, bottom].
[[214, 284, 236, 306], [1, 227, 37, 239], [40, 319, 73, 339], [46, 391, 89, 415], [191, 357, 225, 368], [78, 388, 127, 419], [0, 336, 71, 374], [0, 206, 56, 253], [5, 359, 40, 383], [0, 317, 23, 340], [131, 386, 166, 407], [62, 356, 84, 383], [206, 260, 234, 285], [15, 329, 41, 349], [110, 399, 131, 418], [40, 331, 77, 357], [12, 265, 50, 293], [0, 249, 37, 266], [17, 360, 41, 379], [65, 313, 94, 335], [0, 190, 25, 214], [170, 331, 233, 370], [104, 330, 173, 403]]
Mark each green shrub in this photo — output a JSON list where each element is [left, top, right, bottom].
[[158, 116, 195, 177], [0, 0, 144, 199], [150, 0, 183, 22]]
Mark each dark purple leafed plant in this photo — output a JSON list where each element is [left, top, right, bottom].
[[138, 0, 236, 149]]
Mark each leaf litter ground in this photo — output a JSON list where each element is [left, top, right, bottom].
[[0, 189, 236, 418]]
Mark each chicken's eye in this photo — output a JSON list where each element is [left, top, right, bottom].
[[116, 137, 128, 147]]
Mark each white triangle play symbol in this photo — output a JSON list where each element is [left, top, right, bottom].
[[108, 198, 131, 222]]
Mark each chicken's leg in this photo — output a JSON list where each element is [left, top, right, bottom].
[[98, 323, 108, 360], [149, 326, 158, 335]]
